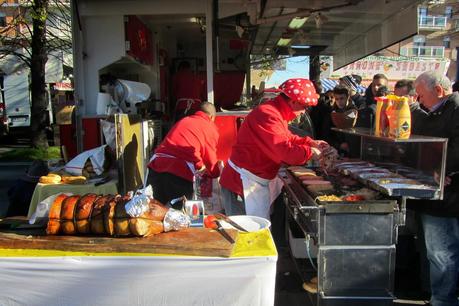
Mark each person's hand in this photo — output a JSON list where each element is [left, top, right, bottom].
[[434, 171, 451, 186], [310, 147, 322, 159], [311, 140, 330, 151]]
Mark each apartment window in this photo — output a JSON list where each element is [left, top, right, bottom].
[[445, 6, 453, 18], [444, 36, 451, 48], [413, 35, 426, 47], [0, 13, 6, 27], [419, 7, 428, 17]]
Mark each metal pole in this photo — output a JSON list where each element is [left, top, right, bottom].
[[71, 0, 85, 153], [309, 55, 320, 83], [456, 47, 459, 81], [206, 0, 214, 103], [214, 0, 220, 73], [246, 54, 251, 101]]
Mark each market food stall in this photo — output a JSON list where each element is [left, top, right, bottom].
[[281, 127, 447, 305]]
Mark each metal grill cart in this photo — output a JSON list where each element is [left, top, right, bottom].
[[280, 127, 448, 306]]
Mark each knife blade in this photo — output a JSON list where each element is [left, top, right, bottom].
[[215, 220, 235, 244]]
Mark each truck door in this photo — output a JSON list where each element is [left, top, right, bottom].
[[4, 69, 31, 129]]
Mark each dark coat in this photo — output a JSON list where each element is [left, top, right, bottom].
[[355, 87, 376, 129], [412, 93, 459, 217], [351, 93, 366, 109], [322, 102, 357, 154], [410, 101, 428, 135], [310, 95, 332, 139]]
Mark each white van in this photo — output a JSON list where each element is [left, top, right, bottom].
[[0, 68, 54, 137]]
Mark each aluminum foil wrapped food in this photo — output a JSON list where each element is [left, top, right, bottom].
[[163, 208, 191, 232], [125, 194, 150, 217], [124, 185, 154, 217]]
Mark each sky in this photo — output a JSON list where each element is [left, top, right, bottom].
[[265, 56, 310, 87]]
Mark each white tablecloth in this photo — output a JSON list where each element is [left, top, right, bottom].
[[0, 255, 276, 306]]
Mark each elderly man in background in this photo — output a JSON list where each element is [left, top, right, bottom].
[[414, 71, 459, 306]]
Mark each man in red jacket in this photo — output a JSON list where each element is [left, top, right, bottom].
[[147, 102, 220, 204], [220, 78, 331, 219]]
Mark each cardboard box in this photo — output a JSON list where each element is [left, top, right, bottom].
[[288, 227, 318, 259], [56, 105, 75, 125]]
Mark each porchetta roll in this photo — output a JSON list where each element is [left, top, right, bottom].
[[60, 195, 81, 235], [75, 193, 99, 234], [114, 196, 131, 236], [129, 199, 168, 237], [147, 199, 169, 221], [46, 194, 69, 235], [90, 195, 114, 235], [104, 195, 120, 236]]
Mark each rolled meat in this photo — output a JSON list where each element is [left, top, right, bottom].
[[60, 195, 81, 235], [46, 194, 69, 235]]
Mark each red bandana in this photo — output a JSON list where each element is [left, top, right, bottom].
[[278, 78, 318, 106]]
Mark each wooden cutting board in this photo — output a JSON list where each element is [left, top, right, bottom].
[[0, 228, 239, 257]]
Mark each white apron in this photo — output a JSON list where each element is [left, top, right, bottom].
[[227, 159, 283, 220]]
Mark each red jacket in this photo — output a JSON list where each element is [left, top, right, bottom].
[[148, 111, 220, 181], [220, 96, 314, 195]]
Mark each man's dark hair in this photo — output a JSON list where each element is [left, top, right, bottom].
[[333, 85, 350, 98], [373, 73, 388, 82], [200, 101, 216, 117], [395, 79, 416, 96]]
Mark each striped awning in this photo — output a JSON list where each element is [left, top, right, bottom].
[[320, 78, 366, 94]]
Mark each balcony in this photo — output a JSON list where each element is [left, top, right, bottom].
[[419, 15, 447, 29], [400, 46, 445, 58]]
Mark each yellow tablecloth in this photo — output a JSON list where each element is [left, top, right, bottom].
[[0, 228, 277, 258], [27, 179, 118, 218]]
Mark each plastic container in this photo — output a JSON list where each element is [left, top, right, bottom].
[[374, 97, 390, 137], [387, 95, 411, 139]]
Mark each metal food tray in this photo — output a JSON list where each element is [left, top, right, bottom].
[[282, 169, 397, 212], [336, 163, 441, 200], [365, 178, 439, 199]]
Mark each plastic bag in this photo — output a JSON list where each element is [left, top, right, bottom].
[[202, 177, 224, 214], [65, 145, 108, 177], [100, 120, 116, 151]]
